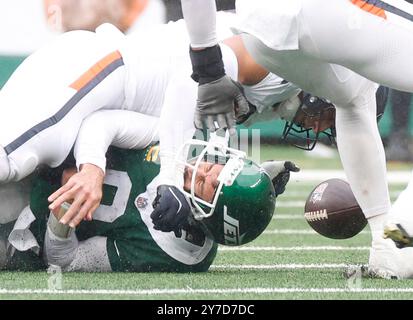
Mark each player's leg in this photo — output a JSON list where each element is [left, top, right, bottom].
[[0, 30, 126, 183], [43, 188, 110, 272], [241, 33, 405, 275], [0, 179, 32, 225], [335, 82, 390, 223], [43, 216, 79, 269], [241, 36, 391, 222], [332, 81, 407, 276], [44, 221, 215, 273], [43, 224, 113, 272], [64, 237, 112, 272], [298, 0, 413, 92], [384, 171, 413, 248]]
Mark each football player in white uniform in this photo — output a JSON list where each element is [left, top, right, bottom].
[[0, 13, 298, 226], [178, 0, 413, 278], [181, 0, 413, 128], [1, 9, 406, 276]]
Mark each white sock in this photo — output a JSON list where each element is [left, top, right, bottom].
[[368, 214, 388, 243]]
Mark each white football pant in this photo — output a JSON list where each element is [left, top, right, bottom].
[[241, 0, 413, 218]]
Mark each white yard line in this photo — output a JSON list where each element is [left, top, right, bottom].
[[210, 263, 352, 270], [263, 229, 316, 235], [290, 170, 411, 184], [218, 246, 369, 252], [262, 229, 369, 235], [273, 214, 304, 220], [0, 287, 412, 295], [282, 191, 402, 198], [276, 201, 306, 207]]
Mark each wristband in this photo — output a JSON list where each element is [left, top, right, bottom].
[[189, 45, 226, 85]]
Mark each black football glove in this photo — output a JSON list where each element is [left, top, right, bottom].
[[261, 161, 300, 197], [150, 185, 191, 238]]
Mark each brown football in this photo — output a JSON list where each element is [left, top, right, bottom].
[[304, 178, 367, 239]]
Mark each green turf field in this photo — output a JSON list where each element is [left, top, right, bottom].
[[0, 144, 412, 300]]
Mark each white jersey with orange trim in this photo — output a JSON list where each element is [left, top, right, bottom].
[[118, 12, 241, 117], [0, 16, 232, 184], [234, 0, 413, 93], [0, 12, 299, 186], [180, 0, 304, 49], [0, 29, 126, 182], [232, 0, 413, 226], [233, 0, 303, 51]]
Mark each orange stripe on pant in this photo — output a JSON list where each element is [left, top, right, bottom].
[[351, 0, 387, 19], [70, 51, 122, 91]]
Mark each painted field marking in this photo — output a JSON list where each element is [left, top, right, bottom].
[[262, 229, 369, 235], [277, 200, 306, 207], [1, 287, 413, 295], [281, 191, 403, 198], [210, 263, 353, 270], [277, 196, 401, 208], [273, 214, 304, 220], [290, 170, 410, 184], [217, 246, 369, 252]]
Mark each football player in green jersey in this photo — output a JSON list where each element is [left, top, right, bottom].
[[6, 144, 217, 272], [4, 125, 297, 272]]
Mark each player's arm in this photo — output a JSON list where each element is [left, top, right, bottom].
[[150, 39, 271, 236], [151, 75, 199, 237], [181, 0, 249, 132], [44, 167, 112, 272], [48, 110, 159, 228], [181, 0, 218, 49], [75, 110, 159, 173]]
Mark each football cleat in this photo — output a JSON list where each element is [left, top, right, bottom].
[[344, 264, 398, 280], [343, 264, 369, 279], [383, 223, 413, 248], [367, 238, 413, 279]]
